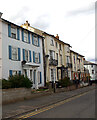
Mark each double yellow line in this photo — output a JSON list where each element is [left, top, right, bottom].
[[17, 91, 90, 119]]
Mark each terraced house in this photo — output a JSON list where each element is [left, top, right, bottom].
[[0, 14, 44, 89], [21, 21, 72, 84], [70, 50, 85, 81], [43, 33, 72, 83]]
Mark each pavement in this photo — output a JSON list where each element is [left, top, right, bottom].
[[2, 85, 95, 119]]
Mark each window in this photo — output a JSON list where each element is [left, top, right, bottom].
[[56, 53, 58, 65], [11, 27, 16, 39], [56, 42, 58, 48], [24, 31, 28, 43], [60, 55, 62, 65], [12, 70, 18, 75], [74, 55, 75, 64], [59, 44, 62, 50], [77, 55, 78, 59], [25, 50, 29, 61], [23, 49, 31, 62], [8, 24, 20, 40], [91, 65, 93, 68], [67, 46, 70, 53], [33, 51, 40, 63], [92, 70, 94, 74], [33, 35, 38, 46], [49, 50, 55, 59], [35, 53, 39, 63], [12, 47, 18, 60], [51, 39, 54, 46], [9, 70, 21, 76], [9, 46, 20, 61], [67, 56, 70, 64], [56, 53, 58, 60]]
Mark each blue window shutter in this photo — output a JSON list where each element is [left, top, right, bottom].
[[32, 34, 34, 44], [8, 24, 11, 37], [29, 50, 32, 62], [22, 29, 24, 41], [28, 32, 30, 44], [34, 71, 36, 84], [9, 45, 12, 59], [33, 51, 35, 63], [18, 48, 21, 61], [40, 72, 42, 84], [39, 53, 41, 63], [17, 28, 20, 40], [19, 71, 21, 75], [9, 70, 12, 76], [38, 36, 40, 47], [23, 49, 25, 61]]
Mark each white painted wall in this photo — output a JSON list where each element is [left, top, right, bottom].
[[84, 64, 97, 80], [0, 19, 2, 79], [1, 20, 44, 87]]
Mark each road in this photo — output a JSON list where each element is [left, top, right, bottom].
[[18, 89, 95, 119]]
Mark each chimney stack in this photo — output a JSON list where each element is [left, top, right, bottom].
[[55, 34, 59, 39], [25, 20, 30, 26], [0, 12, 3, 18]]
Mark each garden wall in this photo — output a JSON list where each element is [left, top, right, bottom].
[[2, 88, 51, 105], [2, 85, 81, 105]]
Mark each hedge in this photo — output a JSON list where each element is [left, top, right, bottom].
[[2, 75, 33, 89]]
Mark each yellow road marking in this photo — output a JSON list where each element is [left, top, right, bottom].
[[18, 91, 90, 119]]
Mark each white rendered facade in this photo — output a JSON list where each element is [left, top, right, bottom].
[[84, 63, 97, 81], [0, 18, 44, 89]]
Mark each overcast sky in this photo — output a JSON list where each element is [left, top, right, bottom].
[[0, 0, 96, 62]]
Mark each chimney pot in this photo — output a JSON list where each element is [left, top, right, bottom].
[[55, 34, 59, 39]]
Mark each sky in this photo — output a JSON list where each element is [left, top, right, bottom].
[[0, 0, 96, 62]]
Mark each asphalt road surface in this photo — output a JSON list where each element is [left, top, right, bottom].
[[18, 89, 95, 119]]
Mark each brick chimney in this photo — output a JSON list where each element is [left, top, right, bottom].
[[0, 12, 3, 18], [55, 34, 59, 39]]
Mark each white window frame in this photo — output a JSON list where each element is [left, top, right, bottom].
[[12, 70, 20, 76], [12, 47, 18, 60], [50, 38, 54, 46], [25, 50, 29, 62], [34, 35, 38, 46], [12, 70, 18, 75], [35, 52, 39, 63], [11, 26, 16, 39], [24, 31, 28, 43], [67, 46, 70, 53], [49, 50, 55, 59]]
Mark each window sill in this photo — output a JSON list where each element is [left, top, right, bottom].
[[9, 59, 20, 61], [50, 44, 54, 46], [33, 62, 40, 64], [9, 36, 20, 41], [32, 43, 39, 47], [22, 41, 30, 44]]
